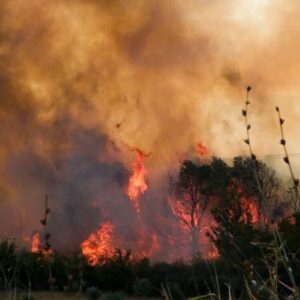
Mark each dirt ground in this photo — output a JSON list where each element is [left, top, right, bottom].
[[0, 292, 84, 300], [0, 292, 159, 300]]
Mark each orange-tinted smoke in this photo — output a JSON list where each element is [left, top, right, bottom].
[[4, 0, 300, 167]]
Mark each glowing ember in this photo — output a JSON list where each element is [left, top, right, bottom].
[[81, 222, 116, 266], [196, 142, 208, 158], [31, 233, 40, 253], [127, 148, 150, 212], [207, 248, 220, 260]]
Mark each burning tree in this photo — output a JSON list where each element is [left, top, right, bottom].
[[169, 160, 221, 258], [232, 156, 284, 223]]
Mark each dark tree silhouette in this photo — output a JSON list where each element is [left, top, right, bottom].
[[169, 158, 230, 258]]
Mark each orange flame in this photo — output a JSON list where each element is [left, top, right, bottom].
[[31, 233, 53, 256], [207, 248, 220, 260], [168, 197, 191, 232], [127, 148, 149, 212], [196, 142, 208, 158], [241, 198, 259, 224], [168, 196, 218, 259], [81, 222, 116, 266], [231, 185, 261, 224], [81, 221, 162, 265], [31, 233, 40, 253]]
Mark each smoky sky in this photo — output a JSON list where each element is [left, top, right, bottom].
[[1, 0, 300, 255]]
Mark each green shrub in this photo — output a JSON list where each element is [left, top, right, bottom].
[[133, 278, 153, 296], [164, 282, 185, 300], [86, 286, 101, 300], [100, 291, 125, 300]]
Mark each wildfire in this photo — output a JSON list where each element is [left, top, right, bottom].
[[196, 142, 208, 158], [207, 248, 220, 260], [168, 196, 218, 259], [242, 198, 259, 224], [30, 232, 54, 256], [81, 222, 117, 266], [127, 148, 150, 212], [31, 233, 40, 253], [168, 197, 191, 232], [201, 218, 220, 260], [232, 185, 261, 224]]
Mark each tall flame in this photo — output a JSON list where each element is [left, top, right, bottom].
[[81, 222, 116, 266], [31, 233, 40, 253], [127, 148, 149, 212]]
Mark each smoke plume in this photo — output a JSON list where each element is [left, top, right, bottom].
[[1, 0, 300, 258]]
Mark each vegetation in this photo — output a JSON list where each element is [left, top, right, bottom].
[[0, 209, 299, 299], [0, 151, 299, 299], [169, 158, 229, 257]]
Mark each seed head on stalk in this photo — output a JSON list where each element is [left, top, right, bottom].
[[275, 107, 300, 211]]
